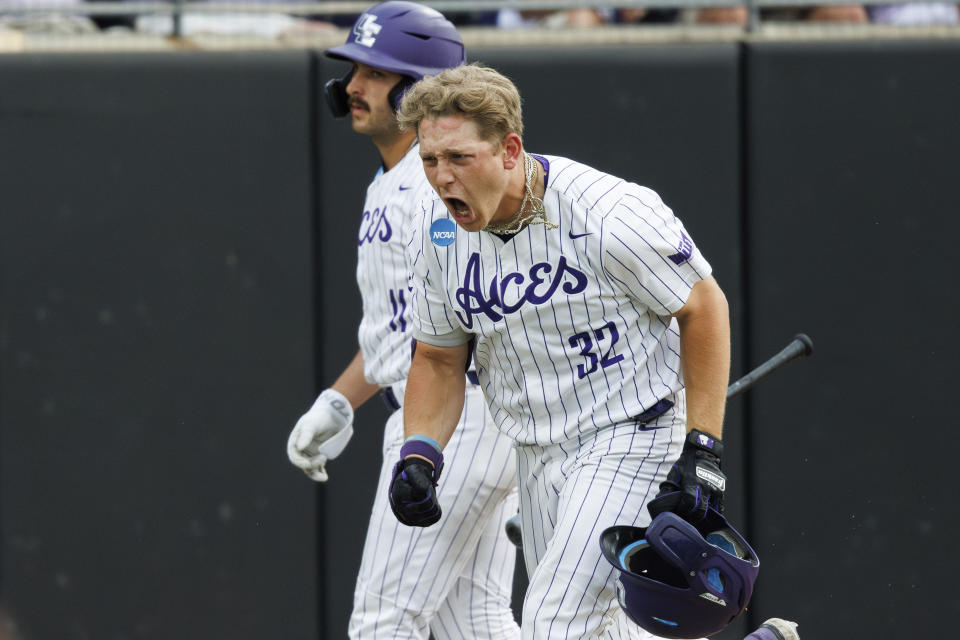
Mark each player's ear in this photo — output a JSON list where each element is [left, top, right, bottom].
[[501, 133, 523, 170]]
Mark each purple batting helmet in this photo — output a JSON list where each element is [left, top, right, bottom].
[[323, 1, 465, 117], [600, 509, 760, 639]]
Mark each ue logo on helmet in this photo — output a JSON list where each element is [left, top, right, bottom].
[[430, 218, 457, 246], [354, 14, 382, 47]]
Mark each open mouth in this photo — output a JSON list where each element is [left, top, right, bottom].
[[446, 197, 472, 220]]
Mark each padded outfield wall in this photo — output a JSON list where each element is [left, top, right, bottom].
[[0, 40, 957, 639]]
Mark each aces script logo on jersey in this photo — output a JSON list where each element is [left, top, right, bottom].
[[454, 253, 588, 328], [358, 206, 393, 246]]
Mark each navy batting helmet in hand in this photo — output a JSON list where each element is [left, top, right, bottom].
[[600, 509, 759, 639], [324, 1, 465, 117]]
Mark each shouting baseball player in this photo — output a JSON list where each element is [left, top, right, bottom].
[[388, 63, 799, 640], [285, 6, 519, 639]]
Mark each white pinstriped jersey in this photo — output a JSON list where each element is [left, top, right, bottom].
[[356, 143, 435, 387], [408, 154, 712, 446]]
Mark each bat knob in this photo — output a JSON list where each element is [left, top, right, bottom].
[[794, 333, 814, 356]]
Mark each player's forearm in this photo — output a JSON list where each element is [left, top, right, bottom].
[[675, 277, 731, 439], [402, 341, 468, 449], [330, 349, 380, 410]]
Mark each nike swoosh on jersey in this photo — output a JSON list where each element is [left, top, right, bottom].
[[569, 231, 592, 239], [399, 185, 412, 191]]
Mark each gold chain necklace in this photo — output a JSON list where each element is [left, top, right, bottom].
[[483, 152, 557, 235]]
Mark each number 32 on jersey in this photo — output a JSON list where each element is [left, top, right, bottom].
[[567, 321, 624, 379]]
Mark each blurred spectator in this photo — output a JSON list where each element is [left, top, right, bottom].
[[0, 0, 82, 7], [695, 4, 869, 24], [695, 6, 751, 23], [803, 5, 870, 20], [610, 2, 872, 25], [88, 0, 138, 31], [496, 6, 609, 28], [615, 7, 681, 23], [868, 2, 959, 23], [0, 0, 99, 33], [445, 8, 500, 25], [133, 0, 337, 37]]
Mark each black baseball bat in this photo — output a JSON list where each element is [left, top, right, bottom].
[[726, 333, 814, 399]]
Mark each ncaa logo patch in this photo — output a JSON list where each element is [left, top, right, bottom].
[[430, 218, 457, 247]]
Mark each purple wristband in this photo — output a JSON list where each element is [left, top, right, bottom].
[[400, 440, 444, 480]]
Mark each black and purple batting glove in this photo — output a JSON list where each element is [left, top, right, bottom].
[[648, 429, 726, 524], [388, 437, 444, 527]]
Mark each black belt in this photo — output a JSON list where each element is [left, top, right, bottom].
[[382, 371, 480, 411], [634, 398, 674, 426]]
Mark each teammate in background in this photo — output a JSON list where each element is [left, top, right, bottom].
[[285, 6, 520, 639], [388, 63, 799, 639]]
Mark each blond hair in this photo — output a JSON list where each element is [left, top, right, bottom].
[[397, 63, 523, 148]]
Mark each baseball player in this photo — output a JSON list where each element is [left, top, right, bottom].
[[285, 7, 519, 639], [387, 63, 800, 640]]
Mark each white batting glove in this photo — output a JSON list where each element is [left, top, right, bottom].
[[287, 389, 354, 482]]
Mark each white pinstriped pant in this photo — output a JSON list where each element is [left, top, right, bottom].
[[516, 392, 691, 640], [349, 384, 520, 640]]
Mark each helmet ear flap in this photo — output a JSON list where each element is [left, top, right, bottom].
[[323, 68, 354, 118], [388, 76, 415, 112]]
